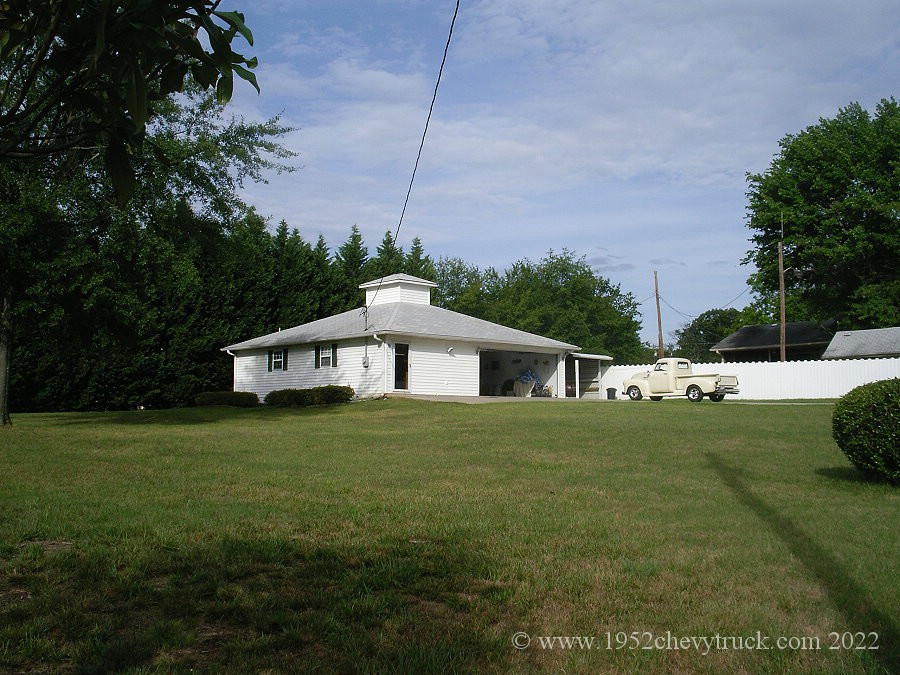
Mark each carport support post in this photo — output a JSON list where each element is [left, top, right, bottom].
[[574, 357, 580, 399]]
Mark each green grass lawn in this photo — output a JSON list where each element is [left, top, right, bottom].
[[1, 399, 897, 673]]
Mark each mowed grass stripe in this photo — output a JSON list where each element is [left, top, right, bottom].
[[0, 399, 897, 673]]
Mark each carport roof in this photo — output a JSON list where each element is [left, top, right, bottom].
[[224, 302, 580, 353], [571, 352, 613, 361]]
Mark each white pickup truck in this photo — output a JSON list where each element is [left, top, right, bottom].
[[622, 358, 739, 402]]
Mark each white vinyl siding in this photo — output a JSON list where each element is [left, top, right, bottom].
[[234, 338, 385, 400], [399, 339, 480, 396], [364, 281, 431, 306], [233, 335, 568, 400]]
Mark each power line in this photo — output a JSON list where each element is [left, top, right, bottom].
[[650, 286, 753, 320], [364, 0, 460, 319], [660, 296, 696, 320], [720, 286, 751, 308]]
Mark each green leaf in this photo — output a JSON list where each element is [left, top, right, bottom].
[[0, 27, 26, 60], [91, 0, 110, 71], [232, 64, 259, 94], [159, 62, 188, 96], [212, 10, 254, 46], [215, 72, 233, 104], [125, 59, 149, 130], [190, 62, 217, 89]]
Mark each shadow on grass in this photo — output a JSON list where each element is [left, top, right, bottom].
[[40, 403, 358, 427], [0, 534, 514, 673], [815, 466, 894, 486], [706, 452, 899, 673]]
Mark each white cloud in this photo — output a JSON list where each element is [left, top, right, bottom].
[[223, 0, 897, 341]]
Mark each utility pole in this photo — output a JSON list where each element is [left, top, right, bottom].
[[778, 214, 786, 362], [654, 270, 664, 359]]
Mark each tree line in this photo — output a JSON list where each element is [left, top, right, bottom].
[[2, 4, 895, 416], [1, 88, 645, 413], [671, 98, 899, 362], [6, 189, 646, 412]]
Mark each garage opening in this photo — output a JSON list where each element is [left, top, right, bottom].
[[478, 350, 558, 397]]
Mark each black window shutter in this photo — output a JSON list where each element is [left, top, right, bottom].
[[331, 343, 338, 367], [283, 348, 289, 371], [267, 350, 273, 372], [314, 345, 320, 369]]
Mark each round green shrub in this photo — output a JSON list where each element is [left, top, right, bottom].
[[264, 389, 311, 407], [309, 385, 355, 405], [194, 391, 259, 408], [264, 386, 355, 407], [832, 378, 900, 483]]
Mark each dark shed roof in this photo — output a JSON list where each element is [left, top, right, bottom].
[[711, 321, 834, 353]]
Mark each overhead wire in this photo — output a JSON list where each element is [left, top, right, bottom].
[[363, 0, 461, 324], [719, 286, 751, 308], [646, 285, 753, 319], [660, 296, 697, 321]]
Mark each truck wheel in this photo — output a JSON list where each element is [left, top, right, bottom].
[[650, 396, 663, 401], [686, 385, 704, 402], [708, 394, 724, 402], [627, 386, 643, 401]]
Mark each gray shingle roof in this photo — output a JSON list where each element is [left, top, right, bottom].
[[223, 302, 579, 352], [821, 327, 900, 359]]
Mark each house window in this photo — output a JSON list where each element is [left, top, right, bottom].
[[267, 349, 288, 372], [315, 344, 338, 369]]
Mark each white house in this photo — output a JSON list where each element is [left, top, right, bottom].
[[223, 274, 588, 400]]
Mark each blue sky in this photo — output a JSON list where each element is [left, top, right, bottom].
[[219, 0, 898, 344]]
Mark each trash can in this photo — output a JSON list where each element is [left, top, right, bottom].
[[607, 388, 618, 400]]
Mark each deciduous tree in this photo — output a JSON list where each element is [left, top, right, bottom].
[[744, 98, 900, 329], [672, 309, 742, 362], [0, 1, 259, 199], [2, 91, 295, 419], [435, 250, 644, 364]]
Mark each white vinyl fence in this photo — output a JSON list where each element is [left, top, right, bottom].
[[598, 358, 900, 400]]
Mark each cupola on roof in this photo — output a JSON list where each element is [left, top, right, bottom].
[[358, 274, 438, 307]]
